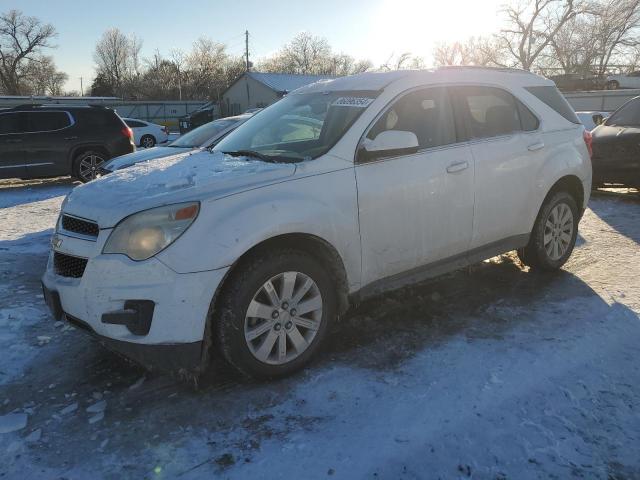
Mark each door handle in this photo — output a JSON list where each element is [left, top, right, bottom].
[[64, 136, 78, 141], [446, 161, 469, 173], [527, 142, 545, 152]]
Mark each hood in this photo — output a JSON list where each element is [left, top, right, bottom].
[[103, 146, 192, 171], [64, 151, 297, 228], [592, 124, 640, 143]]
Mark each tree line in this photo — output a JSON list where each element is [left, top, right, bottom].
[[1, 1, 639, 99]]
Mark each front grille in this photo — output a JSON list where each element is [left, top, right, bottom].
[[54, 252, 88, 278], [61, 215, 99, 237]]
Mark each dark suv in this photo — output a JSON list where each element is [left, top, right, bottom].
[[0, 104, 135, 182]]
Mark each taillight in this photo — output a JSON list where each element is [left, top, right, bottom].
[[121, 127, 133, 139], [582, 129, 593, 157]]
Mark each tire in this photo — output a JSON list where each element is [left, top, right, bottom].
[[517, 191, 579, 271], [215, 249, 336, 379], [140, 135, 156, 148], [73, 150, 108, 183], [607, 80, 619, 90]]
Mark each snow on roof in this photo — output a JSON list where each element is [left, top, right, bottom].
[[247, 72, 338, 93]]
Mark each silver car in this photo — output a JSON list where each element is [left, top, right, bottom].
[[101, 113, 254, 173]]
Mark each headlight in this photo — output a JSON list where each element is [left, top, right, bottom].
[[103, 202, 199, 261]]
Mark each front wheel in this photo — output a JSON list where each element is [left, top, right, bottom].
[[518, 191, 579, 271], [215, 249, 336, 379]]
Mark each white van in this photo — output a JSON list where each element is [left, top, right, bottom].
[[42, 67, 592, 378]]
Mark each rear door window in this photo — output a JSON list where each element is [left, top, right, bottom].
[[26, 111, 71, 132], [453, 86, 522, 139], [0, 112, 26, 134], [524, 86, 580, 124], [367, 87, 457, 149], [125, 119, 146, 128]]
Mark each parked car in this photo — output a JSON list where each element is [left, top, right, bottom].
[[0, 104, 134, 182], [123, 118, 169, 148], [576, 111, 611, 131], [178, 101, 217, 134], [101, 113, 254, 173], [42, 68, 591, 379], [550, 73, 604, 92], [590, 96, 640, 187], [606, 71, 640, 90]]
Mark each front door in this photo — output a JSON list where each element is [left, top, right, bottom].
[[355, 87, 475, 286], [0, 112, 27, 179]]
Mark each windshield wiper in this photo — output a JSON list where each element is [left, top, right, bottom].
[[223, 150, 278, 163]]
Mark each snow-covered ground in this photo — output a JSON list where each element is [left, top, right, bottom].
[[1, 178, 639, 479]]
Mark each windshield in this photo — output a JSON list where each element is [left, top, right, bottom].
[[169, 119, 239, 148], [214, 91, 378, 162], [606, 98, 640, 127]]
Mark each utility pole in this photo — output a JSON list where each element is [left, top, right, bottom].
[[245, 30, 250, 72], [79, 77, 84, 96]]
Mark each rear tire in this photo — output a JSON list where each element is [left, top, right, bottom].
[[518, 191, 579, 271], [73, 150, 108, 183], [140, 135, 156, 148], [215, 249, 336, 379]]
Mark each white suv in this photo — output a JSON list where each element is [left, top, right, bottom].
[[42, 68, 592, 378]]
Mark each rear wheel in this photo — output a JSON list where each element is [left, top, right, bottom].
[[518, 191, 579, 271], [215, 249, 336, 379], [73, 151, 107, 183], [140, 135, 156, 148]]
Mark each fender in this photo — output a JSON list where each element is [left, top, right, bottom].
[[156, 167, 362, 292]]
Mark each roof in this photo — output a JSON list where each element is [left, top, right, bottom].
[[296, 67, 550, 94], [246, 72, 338, 93]]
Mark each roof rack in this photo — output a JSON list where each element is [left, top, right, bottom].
[[437, 65, 533, 74], [7, 103, 43, 110]]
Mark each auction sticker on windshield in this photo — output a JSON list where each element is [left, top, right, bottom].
[[332, 97, 375, 108]]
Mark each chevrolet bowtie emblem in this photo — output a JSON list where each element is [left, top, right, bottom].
[[52, 235, 63, 249]]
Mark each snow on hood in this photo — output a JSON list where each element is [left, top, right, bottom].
[[63, 150, 296, 227], [103, 146, 192, 171]]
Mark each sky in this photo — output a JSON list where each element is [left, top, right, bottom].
[[15, 0, 505, 92]]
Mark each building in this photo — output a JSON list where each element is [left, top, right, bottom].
[[221, 72, 337, 115]]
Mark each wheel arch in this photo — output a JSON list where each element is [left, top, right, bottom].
[[528, 174, 585, 234], [68, 144, 110, 171], [211, 232, 350, 318]]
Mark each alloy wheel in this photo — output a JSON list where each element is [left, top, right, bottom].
[[244, 271, 323, 365], [79, 154, 105, 181], [543, 202, 574, 261]]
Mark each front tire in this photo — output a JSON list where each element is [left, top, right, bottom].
[[518, 191, 579, 271], [215, 249, 336, 379]]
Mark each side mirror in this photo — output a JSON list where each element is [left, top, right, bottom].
[[592, 114, 604, 126], [358, 130, 419, 162]]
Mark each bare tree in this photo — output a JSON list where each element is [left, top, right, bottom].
[[93, 28, 134, 96], [24, 55, 68, 95], [592, 0, 640, 74], [259, 32, 372, 75], [0, 9, 56, 94], [497, 0, 592, 70]]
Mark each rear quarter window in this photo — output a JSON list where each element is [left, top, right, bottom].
[[73, 109, 123, 129], [525, 86, 580, 124]]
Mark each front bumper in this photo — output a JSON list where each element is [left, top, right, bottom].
[[42, 234, 228, 372]]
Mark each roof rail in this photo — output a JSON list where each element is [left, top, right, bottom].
[[7, 103, 43, 110], [437, 65, 533, 74]]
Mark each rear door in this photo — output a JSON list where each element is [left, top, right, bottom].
[[451, 85, 543, 249], [0, 112, 27, 179], [355, 86, 475, 285], [24, 110, 74, 178]]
